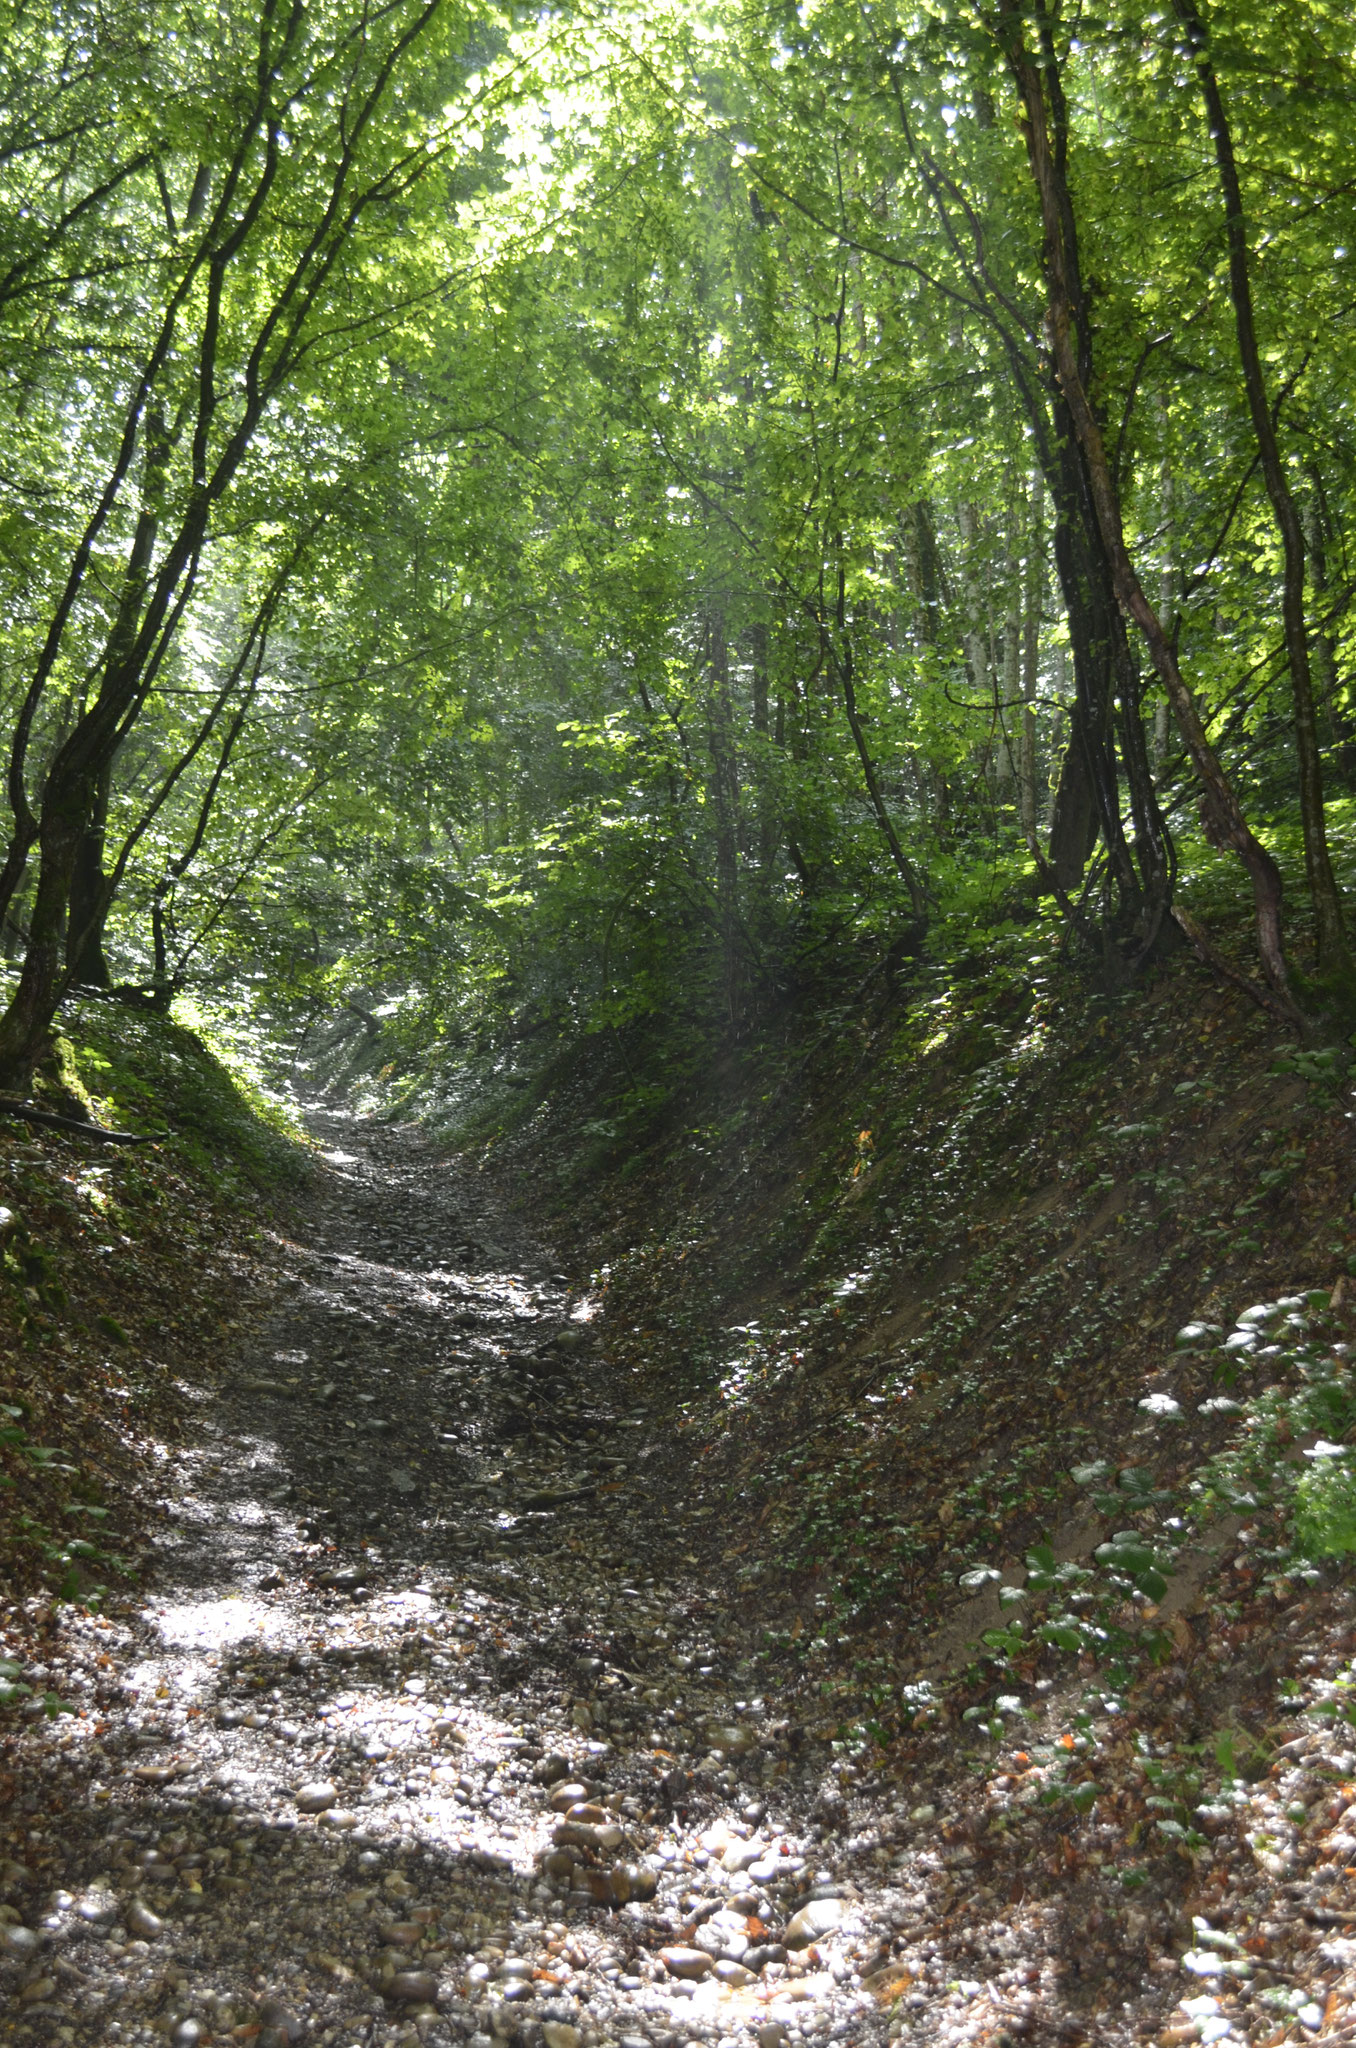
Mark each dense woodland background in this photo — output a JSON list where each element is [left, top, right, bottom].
[[10, 20, 1356, 2036], [2, 0, 1356, 1102]]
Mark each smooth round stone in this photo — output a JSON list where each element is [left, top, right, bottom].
[[0, 1923, 40, 1958], [548, 1782, 590, 1812], [294, 1779, 338, 1813], [171, 2021, 205, 2047], [660, 1945, 714, 1980], [783, 1896, 846, 1947], [388, 1969, 439, 2003], [715, 1958, 755, 1986], [380, 1921, 423, 1948], [124, 1900, 164, 1940], [19, 1975, 56, 2003]]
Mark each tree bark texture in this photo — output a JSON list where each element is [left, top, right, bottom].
[[999, 0, 1297, 1012], [1172, 0, 1348, 980]]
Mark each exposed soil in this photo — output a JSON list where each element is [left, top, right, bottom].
[[2, 1107, 1356, 2048]]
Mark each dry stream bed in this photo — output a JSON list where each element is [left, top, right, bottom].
[[2, 1114, 1356, 2048]]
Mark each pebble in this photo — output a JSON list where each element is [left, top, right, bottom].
[[784, 1897, 847, 1947], [0, 1923, 40, 1958], [294, 1778, 338, 1812], [553, 1818, 624, 1852], [124, 1899, 164, 1940], [661, 1945, 715, 1980], [388, 1969, 439, 2003], [549, 1781, 591, 1811], [542, 2026, 582, 2048]]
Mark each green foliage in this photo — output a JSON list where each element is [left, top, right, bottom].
[[1293, 1456, 1356, 1560], [58, 1001, 311, 1194], [0, 0, 1353, 1104]]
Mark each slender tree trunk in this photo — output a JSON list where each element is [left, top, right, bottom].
[[1000, 596, 1021, 802], [1045, 685, 1065, 838], [749, 620, 777, 885], [0, 783, 87, 1085], [705, 607, 742, 1037], [1302, 472, 1354, 786], [1001, 0, 1297, 1013], [66, 756, 114, 986], [957, 497, 996, 711], [1172, 0, 1348, 982], [1154, 394, 1180, 770], [831, 566, 928, 922], [1302, 481, 1338, 728], [1020, 473, 1043, 839]]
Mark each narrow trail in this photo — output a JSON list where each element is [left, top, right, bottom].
[[0, 1117, 905, 2048]]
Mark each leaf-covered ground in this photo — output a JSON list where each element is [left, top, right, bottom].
[[488, 928, 1356, 2044], [3, 954, 1356, 2048]]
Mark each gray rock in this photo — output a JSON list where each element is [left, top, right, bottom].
[[294, 1779, 338, 1813], [541, 2025, 582, 2048], [124, 1899, 164, 1940], [548, 1781, 591, 1812], [257, 1998, 303, 2042], [387, 1968, 439, 2003], [0, 1923, 40, 1958], [784, 1896, 847, 1947], [660, 1945, 714, 1980]]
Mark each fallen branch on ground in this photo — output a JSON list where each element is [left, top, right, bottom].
[[0, 1098, 164, 1145]]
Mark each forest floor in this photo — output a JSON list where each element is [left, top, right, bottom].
[[3, 960, 1356, 2048]]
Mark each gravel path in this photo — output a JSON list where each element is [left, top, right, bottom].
[[0, 1115, 903, 2048]]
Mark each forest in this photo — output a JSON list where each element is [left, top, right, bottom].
[[4, 0, 1356, 1086], [4, 5, 1356, 2048]]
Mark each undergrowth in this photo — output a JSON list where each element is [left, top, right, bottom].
[[0, 1002, 307, 1630]]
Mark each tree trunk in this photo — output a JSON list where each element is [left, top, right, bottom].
[[1019, 472, 1043, 838], [1303, 473, 1354, 787], [749, 620, 777, 884], [1154, 394, 1180, 770], [1001, 0, 1297, 1014], [0, 782, 86, 1088], [66, 757, 114, 987], [705, 607, 743, 1038], [1172, 0, 1348, 985], [831, 566, 929, 923]]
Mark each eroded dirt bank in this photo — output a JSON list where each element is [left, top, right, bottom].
[[2, 1111, 1356, 2048]]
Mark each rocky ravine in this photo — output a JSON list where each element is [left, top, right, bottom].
[[3, 1114, 1356, 2048]]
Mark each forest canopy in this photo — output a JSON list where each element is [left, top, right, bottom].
[[2, 0, 1355, 1095]]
